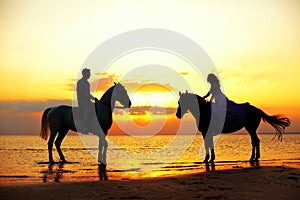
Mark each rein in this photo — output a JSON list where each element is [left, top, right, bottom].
[[97, 100, 127, 109]]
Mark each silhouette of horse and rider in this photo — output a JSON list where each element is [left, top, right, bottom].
[[39, 69, 290, 180], [40, 68, 132, 179], [176, 73, 290, 164]]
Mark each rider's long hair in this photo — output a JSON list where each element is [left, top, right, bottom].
[[207, 73, 220, 87]]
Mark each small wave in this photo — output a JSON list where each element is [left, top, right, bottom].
[[109, 168, 141, 172], [0, 175, 30, 178], [37, 161, 80, 165]]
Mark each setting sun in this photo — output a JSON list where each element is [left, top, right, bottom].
[[0, 0, 299, 135]]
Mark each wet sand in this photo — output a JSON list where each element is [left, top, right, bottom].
[[1, 165, 299, 200]]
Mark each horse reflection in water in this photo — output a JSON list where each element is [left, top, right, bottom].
[[176, 91, 290, 166], [42, 163, 65, 183], [39, 82, 131, 180]]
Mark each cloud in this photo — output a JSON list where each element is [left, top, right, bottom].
[[180, 72, 189, 75], [93, 73, 120, 92], [67, 72, 181, 94], [122, 81, 176, 92], [66, 73, 120, 92], [0, 100, 72, 113], [127, 106, 176, 115], [0, 100, 72, 134]]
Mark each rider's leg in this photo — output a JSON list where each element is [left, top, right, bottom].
[[81, 104, 93, 134]]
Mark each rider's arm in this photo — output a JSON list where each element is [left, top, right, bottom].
[[77, 81, 97, 101], [203, 91, 210, 99]]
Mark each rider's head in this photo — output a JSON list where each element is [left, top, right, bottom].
[[207, 73, 220, 87], [82, 68, 91, 79]]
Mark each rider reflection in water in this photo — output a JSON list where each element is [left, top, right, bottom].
[[76, 68, 98, 134]]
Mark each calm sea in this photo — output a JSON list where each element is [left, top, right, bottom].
[[0, 134, 299, 184]]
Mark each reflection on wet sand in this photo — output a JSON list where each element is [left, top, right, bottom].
[[205, 162, 215, 172], [38, 159, 298, 183], [98, 163, 108, 180], [42, 163, 65, 183], [250, 160, 260, 167]]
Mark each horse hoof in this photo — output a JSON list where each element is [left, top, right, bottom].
[[59, 159, 68, 164]]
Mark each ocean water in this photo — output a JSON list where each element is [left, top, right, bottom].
[[0, 134, 299, 184]]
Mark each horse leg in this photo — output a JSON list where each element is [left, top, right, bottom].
[[203, 140, 210, 163], [245, 106, 261, 163], [55, 129, 68, 163], [98, 133, 108, 180], [47, 130, 57, 164], [249, 133, 260, 162], [254, 135, 260, 161], [98, 133, 108, 165], [203, 134, 213, 163], [208, 135, 215, 163], [250, 142, 255, 162], [210, 148, 215, 163]]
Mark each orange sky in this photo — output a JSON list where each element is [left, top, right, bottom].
[[0, 0, 300, 134]]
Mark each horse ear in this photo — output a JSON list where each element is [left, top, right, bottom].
[[114, 82, 116, 85], [179, 91, 182, 96], [185, 90, 188, 94]]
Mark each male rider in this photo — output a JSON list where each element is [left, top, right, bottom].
[[76, 68, 98, 134]]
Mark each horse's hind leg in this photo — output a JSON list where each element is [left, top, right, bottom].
[[48, 130, 57, 164], [55, 129, 68, 163], [248, 133, 260, 162], [245, 107, 261, 162]]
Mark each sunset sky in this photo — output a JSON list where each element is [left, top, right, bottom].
[[0, 0, 299, 134]]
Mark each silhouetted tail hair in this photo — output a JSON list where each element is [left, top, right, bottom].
[[259, 109, 290, 141], [39, 107, 52, 140]]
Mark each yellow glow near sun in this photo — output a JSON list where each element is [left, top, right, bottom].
[[130, 92, 177, 107]]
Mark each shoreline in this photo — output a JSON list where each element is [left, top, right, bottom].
[[1, 132, 299, 136], [1, 159, 299, 185], [1, 164, 299, 200]]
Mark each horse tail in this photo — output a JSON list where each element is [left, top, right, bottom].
[[39, 107, 52, 140], [259, 109, 291, 141]]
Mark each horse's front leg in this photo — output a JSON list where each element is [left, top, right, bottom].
[[203, 136, 210, 163], [98, 134, 108, 165], [255, 140, 260, 162], [204, 133, 215, 163], [210, 148, 215, 163], [98, 134, 108, 180]]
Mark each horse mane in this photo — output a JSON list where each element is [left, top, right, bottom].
[[99, 85, 115, 102], [194, 93, 209, 106]]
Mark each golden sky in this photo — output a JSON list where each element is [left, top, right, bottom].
[[0, 0, 299, 134]]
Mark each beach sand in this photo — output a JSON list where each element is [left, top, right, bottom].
[[1, 165, 299, 200]]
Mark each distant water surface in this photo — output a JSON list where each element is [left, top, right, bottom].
[[0, 134, 299, 184]]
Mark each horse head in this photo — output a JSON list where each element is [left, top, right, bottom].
[[112, 82, 132, 108], [176, 90, 205, 119]]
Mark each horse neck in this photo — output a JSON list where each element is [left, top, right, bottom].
[[189, 95, 209, 132], [99, 86, 115, 106]]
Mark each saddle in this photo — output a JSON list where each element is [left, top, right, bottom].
[[222, 100, 250, 133]]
